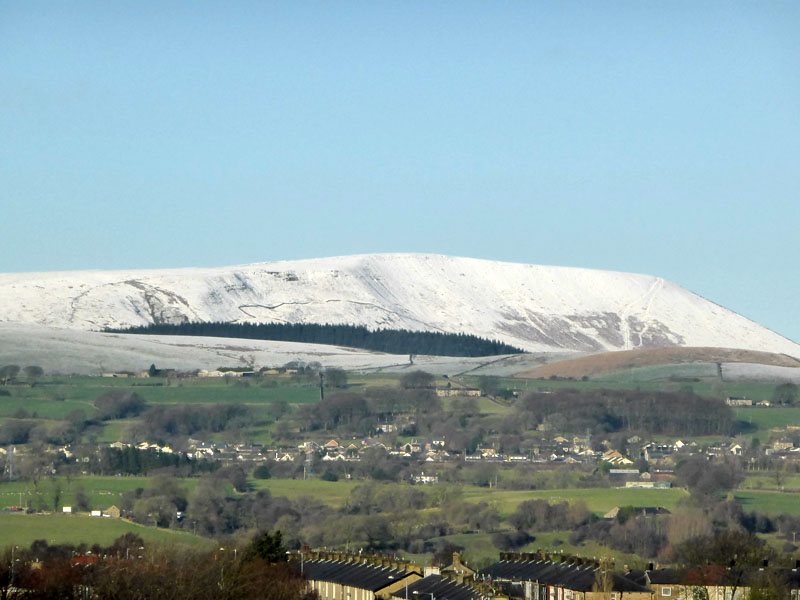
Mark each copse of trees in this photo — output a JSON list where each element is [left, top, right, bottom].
[[22, 365, 44, 382], [139, 403, 252, 438], [675, 455, 745, 503], [298, 387, 442, 434], [106, 321, 525, 356], [94, 391, 147, 420], [400, 370, 435, 389], [0, 364, 20, 383], [772, 382, 799, 406]]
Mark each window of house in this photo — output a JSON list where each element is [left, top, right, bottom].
[[663, 588, 673, 597]]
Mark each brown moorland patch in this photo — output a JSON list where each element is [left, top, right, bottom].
[[514, 346, 800, 379]]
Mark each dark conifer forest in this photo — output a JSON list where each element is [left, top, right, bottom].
[[105, 321, 525, 356]]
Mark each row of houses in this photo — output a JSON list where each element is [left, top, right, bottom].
[[481, 554, 800, 600], [298, 551, 800, 600], [482, 555, 652, 600], [296, 552, 486, 600]]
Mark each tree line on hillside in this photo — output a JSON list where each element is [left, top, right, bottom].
[[105, 321, 525, 356], [515, 388, 735, 436]]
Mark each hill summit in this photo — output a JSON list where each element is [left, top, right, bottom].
[[1, 253, 797, 357]]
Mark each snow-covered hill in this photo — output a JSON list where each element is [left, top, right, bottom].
[[1, 253, 797, 357]]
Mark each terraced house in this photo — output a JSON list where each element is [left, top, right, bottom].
[[481, 555, 652, 600]]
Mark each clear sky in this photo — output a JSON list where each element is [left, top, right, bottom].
[[1, 2, 798, 342]]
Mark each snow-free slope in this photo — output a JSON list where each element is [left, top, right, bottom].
[[1, 253, 797, 357]]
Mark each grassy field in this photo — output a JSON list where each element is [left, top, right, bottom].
[[0, 476, 199, 511], [460, 486, 689, 517], [0, 512, 212, 548], [1, 377, 322, 420], [735, 407, 800, 437], [250, 478, 358, 507], [741, 473, 800, 491], [733, 490, 800, 515], [0, 395, 95, 419], [485, 375, 781, 403]]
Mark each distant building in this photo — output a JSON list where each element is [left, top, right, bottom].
[[726, 397, 754, 407], [435, 388, 482, 397]]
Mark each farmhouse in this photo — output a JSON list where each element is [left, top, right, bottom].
[[436, 387, 482, 397]]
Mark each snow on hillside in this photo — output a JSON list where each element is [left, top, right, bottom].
[[0, 322, 552, 376], [1, 253, 798, 357]]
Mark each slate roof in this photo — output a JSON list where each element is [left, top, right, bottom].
[[390, 574, 483, 600], [644, 569, 683, 585], [302, 559, 415, 592], [625, 567, 800, 589], [480, 560, 652, 593]]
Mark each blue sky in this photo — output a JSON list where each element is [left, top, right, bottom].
[[1, 2, 798, 341]]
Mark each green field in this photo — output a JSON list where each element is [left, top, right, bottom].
[[1, 377, 321, 420], [734, 490, 800, 515], [0, 512, 212, 548], [250, 478, 358, 507], [0, 476, 199, 511], [741, 473, 800, 491], [735, 407, 800, 437], [460, 486, 689, 517], [484, 375, 781, 402]]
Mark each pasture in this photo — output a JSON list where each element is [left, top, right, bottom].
[[735, 407, 800, 437], [734, 490, 800, 515], [0, 476, 198, 512], [250, 478, 358, 507], [460, 486, 689, 517], [0, 512, 211, 548]]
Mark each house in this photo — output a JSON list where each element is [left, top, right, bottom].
[[603, 506, 671, 520], [104, 505, 121, 519], [481, 555, 653, 600], [435, 387, 482, 397], [390, 573, 484, 600], [412, 472, 438, 485], [623, 565, 791, 600], [441, 552, 476, 579], [726, 397, 753, 407], [625, 481, 671, 489], [322, 453, 346, 462], [301, 557, 421, 600], [197, 370, 225, 378], [602, 450, 634, 466], [729, 443, 744, 456]]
